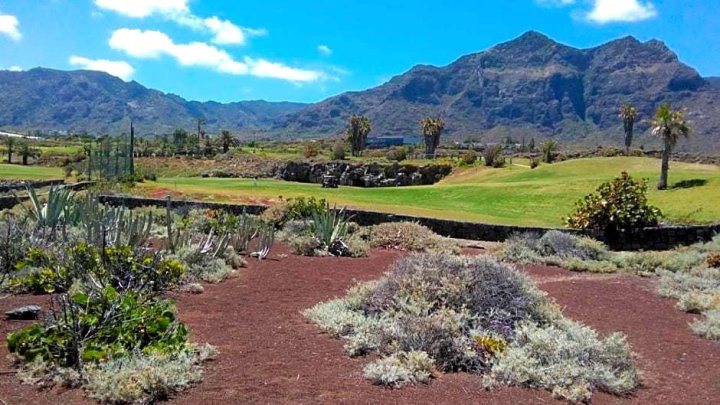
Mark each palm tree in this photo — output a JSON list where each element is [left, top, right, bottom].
[[220, 130, 234, 153], [347, 115, 371, 157], [4, 136, 15, 164], [650, 103, 691, 190], [619, 103, 638, 155], [421, 117, 445, 159]]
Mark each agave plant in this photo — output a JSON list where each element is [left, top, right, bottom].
[[311, 204, 349, 248], [23, 184, 76, 229]]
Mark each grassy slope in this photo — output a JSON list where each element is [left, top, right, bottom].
[[138, 157, 720, 227], [0, 164, 63, 180]]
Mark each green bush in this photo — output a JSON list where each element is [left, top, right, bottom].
[[565, 172, 662, 235], [332, 141, 346, 160], [459, 150, 477, 165], [10, 244, 184, 294], [7, 286, 189, 369], [500, 232, 615, 273], [386, 147, 408, 162]]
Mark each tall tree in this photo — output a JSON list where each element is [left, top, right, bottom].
[[172, 129, 188, 155], [420, 117, 445, 158], [650, 103, 691, 190], [197, 117, 206, 141], [220, 130, 234, 154], [347, 115, 371, 157], [619, 103, 638, 155], [4, 136, 15, 164], [18, 141, 37, 166]]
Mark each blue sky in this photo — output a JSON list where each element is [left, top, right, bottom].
[[0, 1, 718, 103]]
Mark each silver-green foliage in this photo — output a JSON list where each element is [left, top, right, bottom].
[[490, 319, 640, 403], [24, 184, 75, 229], [84, 345, 217, 405], [363, 351, 435, 387], [305, 253, 640, 401], [311, 205, 349, 248]]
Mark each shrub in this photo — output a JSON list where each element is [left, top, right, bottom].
[[84, 345, 216, 404], [529, 157, 540, 169], [10, 244, 184, 294], [303, 144, 318, 159], [460, 150, 477, 165], [565, 172, 663, 235], [363, 351, 435, 387], [386, 147, 408, 162], [332, 141, 346, 160], [305, 253, 639, 401], [7, 286, 189, 369], [489, 319, 640, 403], [690, 310, 720, 340], [707, 253, 720, 269], [369, 222, 459, 254], [288, 234, 323, 256], [500, 231, 613, 273], [483, 145, 504, 167], [540, 140, 558, 163]]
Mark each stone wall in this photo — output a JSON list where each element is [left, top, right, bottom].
[[95, 195, 720, 251], [276, 161, 453, 187], [0, 179, 65, 193]]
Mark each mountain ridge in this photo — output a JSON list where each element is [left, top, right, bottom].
[[1, 31, 719, 151]]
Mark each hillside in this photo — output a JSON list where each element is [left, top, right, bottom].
[[1, 32, 719, 151], [0, 68, 306, 135], [276, 32, 720, 151]]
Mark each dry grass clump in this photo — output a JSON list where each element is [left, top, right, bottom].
[[368, 222, 460, 254]]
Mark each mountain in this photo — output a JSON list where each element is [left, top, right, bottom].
[[708, 77, 720, 90], [2, 32, 719, 151], [0, 68, 307, 135], [275, 31, 720, 152]]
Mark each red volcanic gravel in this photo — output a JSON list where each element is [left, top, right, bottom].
[[2, 246, 720, 404]]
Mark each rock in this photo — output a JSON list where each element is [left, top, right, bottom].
[[5, 305, 41, 320], [277, 161, 452, 188], [328, 240, 352, 257]]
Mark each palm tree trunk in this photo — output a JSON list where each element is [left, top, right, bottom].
[[658, 137, 671, 190]]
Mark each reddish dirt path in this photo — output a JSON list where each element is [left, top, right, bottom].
[[2, 246, 720, 404]]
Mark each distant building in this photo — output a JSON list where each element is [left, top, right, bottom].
[[366, 136, 421, 149]]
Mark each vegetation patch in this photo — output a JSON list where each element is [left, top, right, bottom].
[[305, 254, 640, 401], [368, 222, 460, 254]]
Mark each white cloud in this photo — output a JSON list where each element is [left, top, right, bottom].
[[586, 0, 657, 23], [69, 55, 135, 81], [8, 65, 22, 71], [317, 44, 332, 56], [94, 0, 188, 18], [109, 28, 327, 82], [0, 12, 21, 41], [535, 0, 575, 7], [94, 0, 263, 45]]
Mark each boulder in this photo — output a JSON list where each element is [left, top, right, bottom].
[[5, 305, 41, 320]]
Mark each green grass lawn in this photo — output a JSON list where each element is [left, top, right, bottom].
[[0, 164, 63, 180], [138, 157, 720, 227]]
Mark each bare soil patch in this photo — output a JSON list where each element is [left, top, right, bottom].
[[1, 247, 719, 404]]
